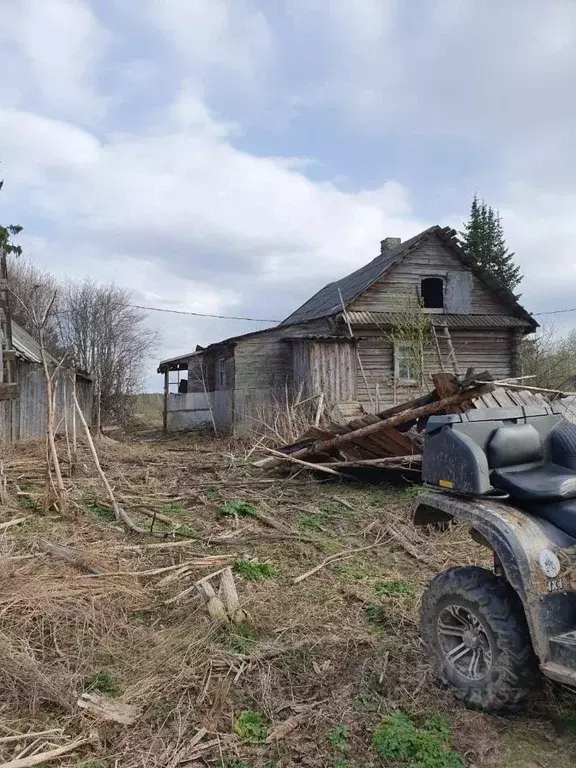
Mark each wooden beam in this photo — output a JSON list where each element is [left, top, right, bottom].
[[258, 382, 493, 468]]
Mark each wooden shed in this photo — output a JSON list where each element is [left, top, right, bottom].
[[159, 225, 537, 435], [0, 322, 93, 443]]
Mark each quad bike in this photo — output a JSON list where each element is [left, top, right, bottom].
[[414, 402, 576, 711]]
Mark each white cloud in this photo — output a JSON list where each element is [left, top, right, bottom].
[[0, 0, 109, 120]]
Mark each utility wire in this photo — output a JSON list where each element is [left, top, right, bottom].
[[128, 304, 279, 322], [533, 307, 576, 316]]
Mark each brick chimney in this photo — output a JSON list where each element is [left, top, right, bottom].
[[380, 237, 401, 253]]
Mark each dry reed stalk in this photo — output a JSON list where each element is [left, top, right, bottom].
[[0, 735, 91, 768]]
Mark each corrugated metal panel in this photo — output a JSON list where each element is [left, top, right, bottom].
[[345, 312, 530, 329]]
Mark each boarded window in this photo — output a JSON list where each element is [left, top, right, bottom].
[[216, 358, 227, 388], [421, 277, 444, 309], [394, 343, 420, 383]]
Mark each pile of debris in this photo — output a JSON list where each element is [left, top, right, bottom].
[[255, 371, 570, 478]]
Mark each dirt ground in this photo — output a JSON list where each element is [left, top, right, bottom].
[[0, 432, 576, 767]]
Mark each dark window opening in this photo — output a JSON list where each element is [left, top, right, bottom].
[[421, 277, 444, 309]]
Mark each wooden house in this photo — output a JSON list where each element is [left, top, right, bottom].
[[159, 225, 537, 434]]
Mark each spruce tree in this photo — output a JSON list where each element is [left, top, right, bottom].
[[459, 194, 522, 297]]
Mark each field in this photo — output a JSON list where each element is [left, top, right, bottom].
[[0, 432, 575, 767]]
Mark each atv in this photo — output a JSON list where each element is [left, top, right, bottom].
[[414, 402, 576, 711]]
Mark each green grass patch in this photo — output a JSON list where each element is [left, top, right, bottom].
[[375, 580, 415, 598], [162, 501, 186, 516], [218, 500, 257, 518], [299, 513, 326, 530], [328, 725, 350, 751], [82, 492, 115, 523], [234, 557, 277, 581], [84, 670, 120, 697], [234, 710, 268, 743], [404, 485, 424, 499], [18, 483, 41, 512], [372, 711, 462, 767]]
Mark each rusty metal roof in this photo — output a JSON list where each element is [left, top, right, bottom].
[[344, 311, 532, 329]]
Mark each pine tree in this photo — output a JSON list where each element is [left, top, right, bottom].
[[459, 194, 522, 297]]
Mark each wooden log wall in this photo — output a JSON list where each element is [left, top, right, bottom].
[[350, 237, 509, 315]]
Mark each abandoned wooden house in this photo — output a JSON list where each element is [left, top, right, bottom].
[[158, 225, 537, 434], [0, 321, 93, 442]]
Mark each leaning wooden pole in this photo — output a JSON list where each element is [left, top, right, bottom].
[[258, 382, 493, 469]]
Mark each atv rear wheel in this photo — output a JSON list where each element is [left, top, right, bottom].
[[420, 566, 537, 711]]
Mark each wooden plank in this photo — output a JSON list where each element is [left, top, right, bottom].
[[259, 382, 493, 468]]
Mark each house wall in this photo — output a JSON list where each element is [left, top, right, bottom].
[[350, 237, 508, 315], [291, 339, 357, 401], [231, 320, 335, 433], [355, 327, 515, 410], [1, 362, 93, 442]]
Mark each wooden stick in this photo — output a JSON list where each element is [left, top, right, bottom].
[[72, 391, 149, 534], [259, 382, 493, 469], [478, 381, 575, 396], [314, 393, 325, 427], [38, 539, 105, 575], [259, 446, 352, 478], [0, 516, 29, 531], [78, 557, 231, 579], [292, 540, 389, 584], [0, 736, 90, 768], [317, 454, 421, 468], [0, 730, 63, 745]]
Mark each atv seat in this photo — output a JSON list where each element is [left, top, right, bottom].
[[489, 423, 576, 501], [423, 405, 576, 538]]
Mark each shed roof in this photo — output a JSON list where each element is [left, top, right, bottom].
[[12, 323, 57, 365], [279, 225, 537, 330], [12, 322, 93, 379]]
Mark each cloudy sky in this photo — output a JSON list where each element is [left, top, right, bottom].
[[1, 0, 575, 389]]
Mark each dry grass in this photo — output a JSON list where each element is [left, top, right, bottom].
[[0, 434, 574, 766]]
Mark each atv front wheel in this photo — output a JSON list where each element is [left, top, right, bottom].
[[420, 566, 537, 711]]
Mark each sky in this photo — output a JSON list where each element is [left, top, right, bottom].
[[1, 0, 575, 390]]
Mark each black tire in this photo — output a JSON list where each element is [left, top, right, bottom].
[[420, 566, 537, 712]]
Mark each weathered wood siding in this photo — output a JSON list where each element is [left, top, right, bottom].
[[291, 339, 357, 401], [2, 363, 93, 442], [355, 328, 514, 410], [350, 237, 508, 315], [231, 320, 335, 434]]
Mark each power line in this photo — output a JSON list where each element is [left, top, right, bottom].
[[533, 307, 576, 316], [129, 304, 280, 323]]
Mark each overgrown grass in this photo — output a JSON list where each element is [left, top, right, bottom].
[[372, 711, 463, 767], [234, 557, 277, 581], [218, 501, 257, 518], [375, 580, 415, 598]]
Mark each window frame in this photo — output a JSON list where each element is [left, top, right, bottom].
[[420, 275, 445, 312], [394, 342, 422, 385], [216, 357, 227, 389]]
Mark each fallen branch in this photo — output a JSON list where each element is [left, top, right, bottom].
[[0, 516, 29, 532], [78, 556, 231, 579], [0, 730, 63, 745], [258, 382, 493, 469], [293, 539, 389, 584], [38, 539, 105, 575], [259, 446, 353, 478], [0, 736, 91, 768], [73, 391, 148, 534], [385, 523, 436, 565], [317, 454, 422, 468]]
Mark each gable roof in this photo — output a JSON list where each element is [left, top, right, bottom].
[[279, 225, 537, 330]]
